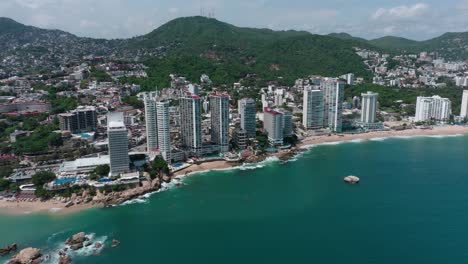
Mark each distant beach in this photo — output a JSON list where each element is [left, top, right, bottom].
[[1, 125, 468, 216]]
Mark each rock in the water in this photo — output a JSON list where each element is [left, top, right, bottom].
[[94, 242, 102, 249], [70, 243, 83, 251], [111, 239, 120, 248], [58, 253, 72, 264], [0, 243, 18, 257], [8, 247, 41, 264], [344, 175, 360, 184]]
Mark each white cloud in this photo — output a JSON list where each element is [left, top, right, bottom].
[[371, 3, 429, 21], [168, 7, 179, 14], [14, 0, 56, 9]]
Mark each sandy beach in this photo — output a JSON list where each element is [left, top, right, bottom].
[[299, 126, 468, 147], [2, 125, 468, 216], [0, 199, 96, 216]]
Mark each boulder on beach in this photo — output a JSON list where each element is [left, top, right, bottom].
[[8, 247, 41, 264]]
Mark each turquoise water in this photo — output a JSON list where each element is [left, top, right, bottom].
[[2, 135, 468, 263]]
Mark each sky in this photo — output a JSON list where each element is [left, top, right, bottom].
[[0, 0, 467, 40]]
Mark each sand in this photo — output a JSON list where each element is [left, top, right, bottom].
[[0, 199, 96, 216], [2, 125, 468, 216], [299, 126, 468, 148]]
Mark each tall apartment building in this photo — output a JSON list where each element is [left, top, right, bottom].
[[238, 98, 257, 138], [180, 95, 203, 155], [281, 110, 293, 137], [303, 89, 324, 130], [144, 95, 158, 152], [156, 101, 171, 163], [263, 108, 284, 146], [340, 73, 355, 85], [415, 96, 452, 122], [210, 93, 230, 153], [322, 79, 345, 132], [58, 106, 97, 134], [107, 112, 129, 176], [460, 90, 468, 118], [361, 92, 379, 124]]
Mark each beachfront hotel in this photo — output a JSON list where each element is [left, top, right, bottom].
[[156, 101, 172, 163], [321, 78, 345, 133], [460, 90, 468, 118], [238, 98, 257, 138], [302, 88, 324, 130], [144, 93, 158, 152], [415, 96, 452, 122], [263, 108, 284, 146], [107, 112, 130, 176], [180, 94, 203, 156], [210, 93, 230, 153], [361, 92, 379, 123]]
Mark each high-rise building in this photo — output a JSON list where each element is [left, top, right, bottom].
[[460, 90, 468, 118], [58, 106, 97, 134], [415, 96, 452, 122], [361, 92, 379, 124], [322, 79, 345, 132], [210, 93, 230, 153], [156, 101, 171, 163], [303, 89, 324, 130], [340, 73, 355, 85], [263, 108, 284, 146], [281, 110, 293, 137], [107, 112, 129, 176], [180, 95, 202, 155], [144, 95, 158, 152], [238, 98, 257, 138]]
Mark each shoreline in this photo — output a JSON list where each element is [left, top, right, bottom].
[[2, 125, 468, 216]]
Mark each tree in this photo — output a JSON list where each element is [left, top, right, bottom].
[[32, 171, 56, 187], [150, 157, 170, 177], [0, 178, 11, 191], [94, 164, 110, 177]]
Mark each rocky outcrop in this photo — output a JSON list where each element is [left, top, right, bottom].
[[65, 232, 89, 251], [7, 247, 41, 264], [0, 244, 18, 257], [94, 178, 161, 207], [111, 240, 120, 248], [58, 252, 72, 264]]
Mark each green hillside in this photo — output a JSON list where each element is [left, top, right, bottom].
[[126, 16, 372, 88]]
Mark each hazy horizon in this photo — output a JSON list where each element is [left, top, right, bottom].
[[0, 0, 466, 41]]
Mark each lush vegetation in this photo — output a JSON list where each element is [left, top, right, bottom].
[[122, 96, 144, 109], [90, 67, 113, 82], [122, 16, 372, 89], [89, 164, 110, 180], [32, 171, 56, 186], [12, 124, 62, 154], [147, 157, 170, 179]]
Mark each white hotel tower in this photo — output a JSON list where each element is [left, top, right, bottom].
[[156, 101, 171, 163], [415, 96, 452, 122], [361, 92, 379, 124], [302, 88, 324, 130], [107, 112, 130, 176], [460, 90, 468, 119]]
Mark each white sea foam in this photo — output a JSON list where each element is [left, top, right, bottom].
[[42, 233, 108, 264], [49, 208, 63, 213]]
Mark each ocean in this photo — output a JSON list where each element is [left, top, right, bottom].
[[1, 135, 468, 264]]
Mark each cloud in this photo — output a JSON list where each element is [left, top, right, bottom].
[[168, 7, 179, 14], [371, 3, 429, 21], [14, 0, 55, 9]]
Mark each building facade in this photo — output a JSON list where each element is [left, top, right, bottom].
[[263, 108, 284, 146], [156, 101, 171, 163], [322, 79, 345, 132], [180, 95, 203, 156], [144, 95, 158, 152], [361, 92, 379, 123], [107, 112, 130, 176], [210, 94, 230, 153], [238, 98, 257, 138], [303, 89, 324, 130], [59, 106, 97, 134], [460, 90, 468, 119], [415, 96, 452, 122]]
